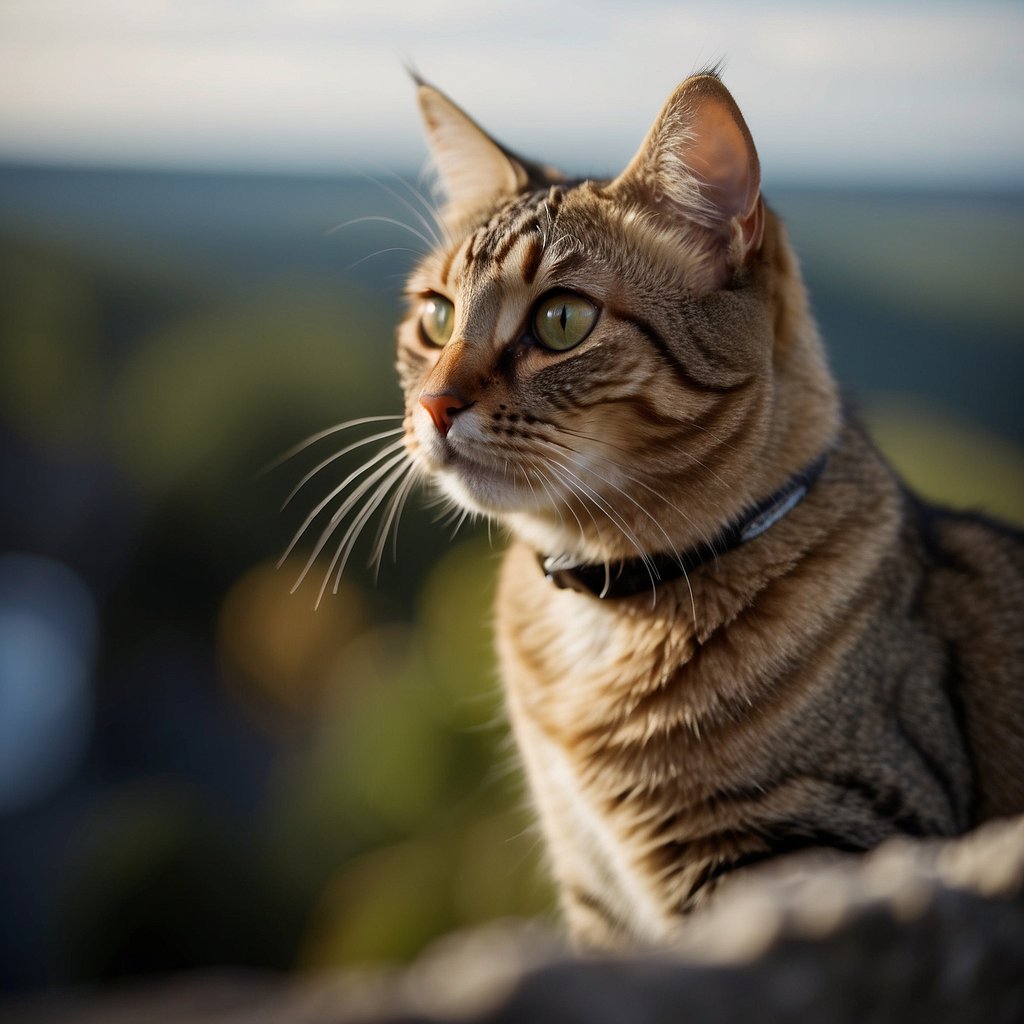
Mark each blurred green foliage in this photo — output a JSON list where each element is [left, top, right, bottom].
[[0, 168, 1022, 990], [0, 237, 104, 445], [866, 397, 1024, 523]]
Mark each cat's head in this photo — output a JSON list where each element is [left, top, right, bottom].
[[398, 73, 837, 565]]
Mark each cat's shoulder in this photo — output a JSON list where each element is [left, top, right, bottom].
[[906, 488, 1024, 576]]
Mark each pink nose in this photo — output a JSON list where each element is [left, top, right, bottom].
[[419, 391, 470, 438]]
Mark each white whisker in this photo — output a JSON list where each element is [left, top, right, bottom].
[[561, 422, 732, 495], [533, 462, 586, 549], [320, 459, 411, 605], [536, 436, 700, 621], [283, 429, 405, 509], [540, 459, 613, 588], [327, 215, 434, 251], [433, 501, 464, 529], [541, 432, 721, 569], [359, 168, 450, 250], [448, 507, 472, 541], [538, 448, 657, 579], [260, 415, 402, 476], [520, 466, 545, 520], [548, 463, 648, 571], [346, 246, 421, 272], [287, 449, 408, 578], [370, 463, 421, 578]]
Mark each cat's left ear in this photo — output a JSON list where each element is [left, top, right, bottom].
[[415, 77, 560, 217], [610, 74, 764, 275]]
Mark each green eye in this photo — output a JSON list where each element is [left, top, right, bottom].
[[420, 295, 454, 347], [534, 292, 598, 351]]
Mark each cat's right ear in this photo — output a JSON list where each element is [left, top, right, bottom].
[[609, 74, 764, 278], [414, 77, 529, 216]]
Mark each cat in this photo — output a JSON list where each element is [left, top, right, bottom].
[[305, 70, 1024, 949]]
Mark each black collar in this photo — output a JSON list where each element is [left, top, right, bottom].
[[538, 451, 829, 599]]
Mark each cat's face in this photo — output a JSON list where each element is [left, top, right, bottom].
[[399, 75, 773, 563]]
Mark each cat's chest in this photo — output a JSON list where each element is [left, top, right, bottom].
[[495, 544, 695, 741], [495, 544, 706, 937], [518, 715, 676, 939]]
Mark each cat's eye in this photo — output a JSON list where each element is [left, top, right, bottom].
[[420, 295, 455, 347], [533, 292, 598, 352]]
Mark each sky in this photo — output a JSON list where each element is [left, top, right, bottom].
[[1, 1, 1022, 185]]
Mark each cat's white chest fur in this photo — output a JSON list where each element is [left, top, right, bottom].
[[498, 544, 689, 943], [517, 719, 672, 943]]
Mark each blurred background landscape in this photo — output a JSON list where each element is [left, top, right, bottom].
[[1, 0, 1023, 999]]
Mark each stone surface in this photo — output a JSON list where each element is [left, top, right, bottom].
[[6, 815, 1024, 1024]]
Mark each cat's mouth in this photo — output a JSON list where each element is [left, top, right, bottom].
[[443, 446, 516, 499], [433, 444, 548, 516], [411, 407, 557, 517]]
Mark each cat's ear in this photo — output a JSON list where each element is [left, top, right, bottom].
[[415, 78, 531, 215], [610, 74, 764, 274]]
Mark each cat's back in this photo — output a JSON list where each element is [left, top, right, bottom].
[[913, 499, 1024, 819]]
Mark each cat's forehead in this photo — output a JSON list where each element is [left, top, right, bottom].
[[416, 180, 712, 306], [423, 184, 603, 293], [462, 189, 566, 278]]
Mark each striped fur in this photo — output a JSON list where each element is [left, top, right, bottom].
[[397, 73, 1024, 948]]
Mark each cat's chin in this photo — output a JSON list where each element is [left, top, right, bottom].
[[432, 454, 641, 563], [434, 469, 601, 564], [433, 454, 552, 519]]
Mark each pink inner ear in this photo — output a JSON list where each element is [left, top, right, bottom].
[[682, 94, 760, 223]]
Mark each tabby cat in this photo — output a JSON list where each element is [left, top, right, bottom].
[[312, 71, 1024, 948]]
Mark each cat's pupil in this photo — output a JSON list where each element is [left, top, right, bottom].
[[533, 292, 597, 352]]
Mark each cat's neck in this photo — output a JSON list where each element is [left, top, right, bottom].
[[536, 448, 831, 600]]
